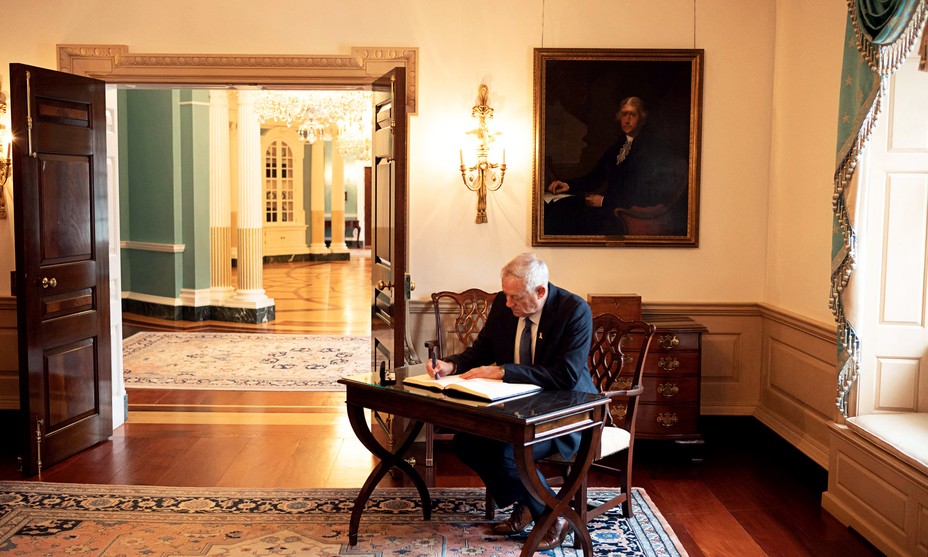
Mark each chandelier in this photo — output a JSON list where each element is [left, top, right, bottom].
[[256, 90, 372, 160]]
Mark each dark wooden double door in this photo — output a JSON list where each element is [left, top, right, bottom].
[[8, 63, 412, 475]]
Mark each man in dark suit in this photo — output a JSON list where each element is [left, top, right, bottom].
[[426, 252, 595, 550]]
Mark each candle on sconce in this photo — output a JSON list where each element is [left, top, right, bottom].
[[459, 149, 464, 166], [502, 149, 506, 165]]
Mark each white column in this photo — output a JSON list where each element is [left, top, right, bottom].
[[209, 90, 234, 302], [330, 129, 348, 254], [232, 89, 273, 307], [308, 138, 329, 254]]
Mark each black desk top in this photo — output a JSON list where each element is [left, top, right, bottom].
[[339, 363, 608, 443]]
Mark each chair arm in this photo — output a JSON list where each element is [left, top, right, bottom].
[[605, 385, 645, 398]]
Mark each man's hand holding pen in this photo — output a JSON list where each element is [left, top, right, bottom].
[[426, 355, 453, 379]]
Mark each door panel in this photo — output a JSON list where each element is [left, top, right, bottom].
[[10, 63, 112, 476], [371, 68, 409, 449], [371, 68, 408, 372]]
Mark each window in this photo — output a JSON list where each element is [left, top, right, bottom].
[[265, 139, 295, 224], [855, 58, 928, 416]]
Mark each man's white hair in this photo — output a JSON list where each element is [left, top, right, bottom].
[[501, 252, 549, 292]]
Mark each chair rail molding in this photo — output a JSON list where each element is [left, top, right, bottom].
[[57, 44, 419, 114]]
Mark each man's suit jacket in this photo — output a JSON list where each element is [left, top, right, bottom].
[[446, 282, 596, 459]]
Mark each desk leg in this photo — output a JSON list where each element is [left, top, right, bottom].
[[513, 425, 602, 557], [345, 402, 431, 546]]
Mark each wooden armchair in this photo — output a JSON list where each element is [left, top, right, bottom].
[[545, 314, 656, 524], [423, 288, 497, 467]]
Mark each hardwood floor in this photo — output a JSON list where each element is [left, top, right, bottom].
[[122, 252, 372, 336], [0, 253, 883, 556]]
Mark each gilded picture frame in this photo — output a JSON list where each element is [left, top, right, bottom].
[[532, 48, 703, 247]]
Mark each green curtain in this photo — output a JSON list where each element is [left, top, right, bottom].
[[831, 0, 928, 416]]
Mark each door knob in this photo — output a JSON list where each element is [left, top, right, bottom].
[[41, 277, 57, 289], [376, 280, 394, 290]]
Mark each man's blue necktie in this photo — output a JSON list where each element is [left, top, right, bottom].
[[519, 318, 533, 365]]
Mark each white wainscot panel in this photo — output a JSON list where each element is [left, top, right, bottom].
[[702, 333, 740, 382], [832, 445, 909, 535], [882, 174, 928, 325], [888, 60, 928, 151], [766, 336, 835, 418], [876, 357, 920, 411], [701, 331, 753, 413]]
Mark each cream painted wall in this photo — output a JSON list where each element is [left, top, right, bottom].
[[0, 0, 843, 328], [767, 0, 847, 324]]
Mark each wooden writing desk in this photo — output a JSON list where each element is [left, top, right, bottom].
[[339, 364, 609, 556]]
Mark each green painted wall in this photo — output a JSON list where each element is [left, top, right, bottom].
[[119, 89, 211, 299], [178, 90, 211, 291], [121, 90, 180, 298]]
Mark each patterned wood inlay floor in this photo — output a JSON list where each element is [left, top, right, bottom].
[[123, 250, 372, 337], [122, 252, 372, 425]]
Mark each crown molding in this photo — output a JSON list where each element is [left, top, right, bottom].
[[57, 44, 418, 114]]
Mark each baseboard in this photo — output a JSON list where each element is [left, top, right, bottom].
[[753, 406, 829, 468]]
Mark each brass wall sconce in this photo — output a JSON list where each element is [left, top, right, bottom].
[[459, 84, 505, 224], [0, 89, 10, 220]]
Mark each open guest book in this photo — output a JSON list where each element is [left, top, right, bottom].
[[402, 374, 543, 402]]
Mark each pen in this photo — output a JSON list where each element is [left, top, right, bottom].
[[432, 352, 440, 379]]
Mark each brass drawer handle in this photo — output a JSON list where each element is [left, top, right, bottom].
[[657, 382, 680, 398], [656, 412, 679, 428], [658, 357, 680, 371], [659, 334, 680, 350], [612, 403, 628, 421], [42, 277, 58, 289]]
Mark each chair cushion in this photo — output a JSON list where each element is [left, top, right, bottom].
[[600, 426, 631, 458], [544, 426, 631, 463], [846, 413, 928, 477]]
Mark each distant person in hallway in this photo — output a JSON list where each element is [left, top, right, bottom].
[[544, 96, 688, 236], [426, 252, 595, 550]]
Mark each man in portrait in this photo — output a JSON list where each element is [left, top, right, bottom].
[[543, 96, 688, 236]]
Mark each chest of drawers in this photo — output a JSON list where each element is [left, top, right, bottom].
[[635, 316, 705, 445], [588, 301, 706, 454]]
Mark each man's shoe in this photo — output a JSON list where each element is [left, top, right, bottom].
[[491, 503, 533, 535], [535, 517, 569, 551]]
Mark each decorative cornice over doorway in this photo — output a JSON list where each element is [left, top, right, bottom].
[[57, 44, 418, 114]]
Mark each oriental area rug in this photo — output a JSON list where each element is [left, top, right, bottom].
[[122, 332, 370, 391], [0, 483, 686, 557]]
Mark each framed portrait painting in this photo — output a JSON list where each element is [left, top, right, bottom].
[[532, 49, 703, 247]]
